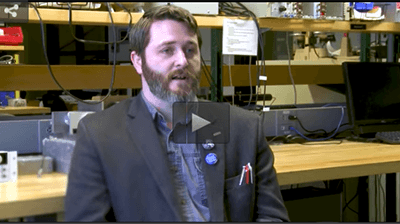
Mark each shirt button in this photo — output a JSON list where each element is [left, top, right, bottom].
[[181, 199, 186, 205]]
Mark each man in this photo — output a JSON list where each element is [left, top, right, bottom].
[[65, 5, 289, 222]]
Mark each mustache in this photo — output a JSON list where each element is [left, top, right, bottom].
[[165, 69, 199, 81]]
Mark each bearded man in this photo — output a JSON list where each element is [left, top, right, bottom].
[[65, 5, 289, 222]]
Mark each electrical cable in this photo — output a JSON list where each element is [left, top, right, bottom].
[[59, 26, 97, 51], [267, 135, 281, 144], [322, 104, 352, 136], [343, 195, 358, 215], [342, 180, 359, 216], [269, 97, 276, 106], [228, 55, 234, 105], [343, 185, 359, 215], [30, 2, 119, 105], [262, 70, 267, 109], [0, 55, 14, 64], [311, 43, 337, 60], [67, 2, 133, 44], [200, 55, 231, 103], [248, 55, 252, 107], [228, 56, 232, 87], [377, 174, 386, 221], [286, 32, 297, 106], [291, 116, 328, 135], [219, 2, 267, 111], [289, 106, 345, 141], [375, 175, 379, 221], [313, 44, 321, 58]]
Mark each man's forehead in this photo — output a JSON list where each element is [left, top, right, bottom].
[[148, 19, 198, 46]]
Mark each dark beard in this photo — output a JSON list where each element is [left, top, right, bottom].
[[141, 58, 201, 103]]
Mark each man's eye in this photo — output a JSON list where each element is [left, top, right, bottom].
[[186, 48, 196, 54], [161, 48, 172, 54]]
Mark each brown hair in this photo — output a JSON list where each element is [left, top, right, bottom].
[[129, 5, 202, 57]]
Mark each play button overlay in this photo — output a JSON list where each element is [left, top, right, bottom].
[[192, 113, 211, 132], [173, 102, 230, 144]]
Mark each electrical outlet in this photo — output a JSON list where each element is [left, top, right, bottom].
[[282, 114, 290, 121], [277, 110, 297, 136], [281, 110, 297, 122], [280, 125, 292, 135], [280, 125, 290, 131]]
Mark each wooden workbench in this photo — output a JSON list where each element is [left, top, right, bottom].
[[1, 140, 400, 219], [0, 172, 66, 220], [273, 140, 400, 185], [0, 106, 50, 115]]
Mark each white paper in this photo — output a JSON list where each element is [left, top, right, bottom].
[[222, 18, 258, 56], [259, 76, 267, 81]]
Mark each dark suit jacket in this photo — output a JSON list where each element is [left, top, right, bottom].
[[64, 95, 289, 222]]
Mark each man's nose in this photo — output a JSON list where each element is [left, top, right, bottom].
[[175, 49, 188, 68]]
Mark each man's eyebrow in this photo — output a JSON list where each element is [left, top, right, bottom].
[[158, 41, 176, 47], [157, 40, 197, 48]]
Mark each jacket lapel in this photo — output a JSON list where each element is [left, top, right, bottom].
[[126, 96, 184, 221], [193, 102, 226, 221], [197, 111, 226, 221]]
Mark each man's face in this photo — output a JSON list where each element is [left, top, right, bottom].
[[140, 19, 201, 103]]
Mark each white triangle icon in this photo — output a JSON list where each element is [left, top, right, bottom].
[[192, 113, 211, 132]]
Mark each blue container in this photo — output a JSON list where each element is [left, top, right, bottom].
[[351, 2, 374, 12], [0, 91, 15, 106]]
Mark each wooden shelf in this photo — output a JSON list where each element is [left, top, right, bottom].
[[0, 64, 343, 91], [28, 8, 400, 32], [27, 8, 245, 28], [257, 18, 400, 33], [0, 46, 24, 51], [0, 106, 50, 115]]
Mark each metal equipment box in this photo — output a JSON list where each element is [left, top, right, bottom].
[[262, 105, 349, 138]]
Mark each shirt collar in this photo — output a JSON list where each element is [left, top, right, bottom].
[[141, 90, 159, 121], [140, 90, 199, 126]]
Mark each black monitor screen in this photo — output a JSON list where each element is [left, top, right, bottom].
[[343, 62, 400, 134]]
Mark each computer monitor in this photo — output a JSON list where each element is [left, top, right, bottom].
[[342, 62, 400, 135]]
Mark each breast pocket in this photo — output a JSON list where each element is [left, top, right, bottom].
[[224, 174, 254, 221]]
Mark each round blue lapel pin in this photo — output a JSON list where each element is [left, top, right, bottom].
[[202, 139, 215, 150], [205, 153, 218, 165]]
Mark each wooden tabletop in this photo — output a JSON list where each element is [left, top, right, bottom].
[[2, 141, 400, 219], [271, 140, 400, 185], [0, 172, 67, 219], [0, 106, 50, 115]]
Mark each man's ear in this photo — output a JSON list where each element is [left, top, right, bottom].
[[131, 51, 143, 75]]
